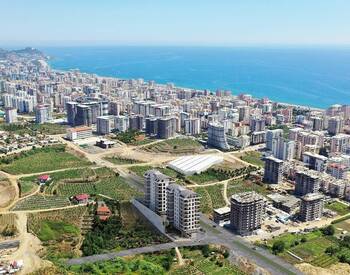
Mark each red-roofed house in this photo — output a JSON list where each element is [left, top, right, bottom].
[[73, 194, 90, 204], [96, 205, 112, 221], [38, 174, 50, 184]]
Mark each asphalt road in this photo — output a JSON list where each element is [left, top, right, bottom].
[[0, 240, 20, 250]]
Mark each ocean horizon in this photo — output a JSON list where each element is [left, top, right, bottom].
[[41, 46, 350, 109]]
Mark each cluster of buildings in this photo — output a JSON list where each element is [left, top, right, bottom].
[[144, 170, 200, 237], [0, 131, 59, 155]]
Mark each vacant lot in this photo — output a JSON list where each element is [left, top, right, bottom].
[[0, 179, 16, 208], [236, 151, 264, 167], [0, 145, 91, 174], [103, 156, 144, 165], [326, 201, 350, 216], [193, 184, 226, 214], [0, 213, 17, 238], [143, 138, 204, 154], [128, 165, 186, 185], [227, 178, 269, 197]]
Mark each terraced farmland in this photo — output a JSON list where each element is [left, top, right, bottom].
[[55, 177, 138, 201], [0, 145, 91, 174], [11, 195, 71, 211]]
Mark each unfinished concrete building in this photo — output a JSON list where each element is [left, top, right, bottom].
[[299, 193, 324, 222], [230, 191, 266, 236]]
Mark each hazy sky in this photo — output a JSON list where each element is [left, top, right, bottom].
[[2, 0, 350, 46]]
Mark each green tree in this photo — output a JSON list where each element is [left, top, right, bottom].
[[272, 240, 285, 254], [322, 225, 335, 236]]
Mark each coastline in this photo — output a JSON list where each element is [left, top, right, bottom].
[[47, 62, 325, 112]]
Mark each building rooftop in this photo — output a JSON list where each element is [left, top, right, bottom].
[[213, 206, 231, 215], [231, 191, 265, 204], [168, 154, 223, 176], [264, 155, 283, 163], [301, 193, 324, 201]]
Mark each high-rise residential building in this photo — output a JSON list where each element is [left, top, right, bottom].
[[35, 104, 51, 124], [302, 152, 328, 172], [75, 104, 92, 126], [5, 107, 17, 124], [238, 105, 250, 122], [158, 117, 176, 139], [66, 101, 78, 126], [230, 191, 265, 236], [114, 115, 129, 132], [328, 116, 344, 135], [207, 122, 230, 150], [144, 170, 174, 216], [129, 114, 144, 131], [294, 169, 320, 196], [272, 137, 295, 161], [266, 129, 283, 151], [109, 101, 122, 115], [263, 156, 283, 184], [167, 184, 200, 237], [145, 117, 159, 137], [299, 193, 324, 222], [330, 134, 350, 153], [311, 116, 324, 131], [250, 117, 266, 132], [96, 116, 114, 135], [184, 118, 201, 136]]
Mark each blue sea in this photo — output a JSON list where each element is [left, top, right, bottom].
[[41, 46, 350, 109]]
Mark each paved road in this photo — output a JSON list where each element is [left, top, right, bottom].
[[0, 240, 20, 250], [66, 214, 302, 275], [199, 215, 303, 275], [67, 240, 208, 266]]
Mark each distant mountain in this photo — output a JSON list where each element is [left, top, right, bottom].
[[0, 47, 47, 60]]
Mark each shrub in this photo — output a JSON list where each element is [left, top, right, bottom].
[[272, 240, 285, 254], [322, 225, 335, 236]]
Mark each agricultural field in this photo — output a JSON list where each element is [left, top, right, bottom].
[[0, 145, 91, 174], [38, 167, 140, 201], [18, 180, 37, 197], [103, 155, 144, 165], [171, 247, 245, 275], [143, 138, 204, 154], [236, 151, 264, 167], [11, 195, 71, 211], [67, 246, 244, 275], [0, 213, 17, 238], [265, 230, 339, 268], [0, 122, 67, 135], [227, 178, 269, 197], [326, 201, 350, 216], [55, 176, 138, 201], [28, 207, 87, 261], [193, 184, 226, 214]]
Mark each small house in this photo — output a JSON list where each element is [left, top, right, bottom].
[[38, 174, 50, 185], [96, 204, 112, 221], [73, 194, 90, 204]]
